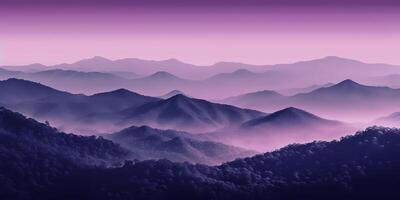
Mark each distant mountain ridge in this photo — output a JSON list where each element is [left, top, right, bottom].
[[2, 56, 400, 99]]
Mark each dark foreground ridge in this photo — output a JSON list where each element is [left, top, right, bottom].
[[1, 107, 400, 199]]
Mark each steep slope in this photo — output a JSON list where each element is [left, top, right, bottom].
[[118, 94, 264, 132], [106, 125, 255, 165]]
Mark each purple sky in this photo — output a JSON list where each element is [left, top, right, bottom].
[[1, 0, 399, 65]]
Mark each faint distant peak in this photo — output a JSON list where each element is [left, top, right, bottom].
[[147, 71, 180, 79], [244, 90, 283, 97], [232, 69, 254, 75], [211, 61, 260, 68], [316, 56, 362, 64], [74, 56, 112, 65]]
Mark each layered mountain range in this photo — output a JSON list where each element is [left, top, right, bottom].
[[2, 56, 400, 98]]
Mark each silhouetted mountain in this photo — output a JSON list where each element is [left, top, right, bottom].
[[118, 94, 264, 132], [38, 127, 400, 200], [106, 125, 255, 165]]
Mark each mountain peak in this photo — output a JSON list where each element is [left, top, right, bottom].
[[91, 56, 110, 61], [162, 58, 181, 63], [91, 88, 138, 98], [160, 90, 186, 99], [244, 90, 283, 97], [74, 56, 112, 65], [315, 56, 362, 64], [166, 94, 190, 102], [332, 79, 364, 89]]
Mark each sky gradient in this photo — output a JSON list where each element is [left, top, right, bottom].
[[1, 0, 400, 66]]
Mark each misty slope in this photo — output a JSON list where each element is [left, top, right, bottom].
[[43, 127, 400, 200], [0, 68, 23, 79], [117, 94, 264, 132], [372, 112, 400, 127], [105, 125, 255, 165]]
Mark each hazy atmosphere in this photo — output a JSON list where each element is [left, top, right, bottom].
[[1, 0, 400, 200]]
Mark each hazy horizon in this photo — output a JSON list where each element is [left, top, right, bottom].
[[1, 0, 400, 66]]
